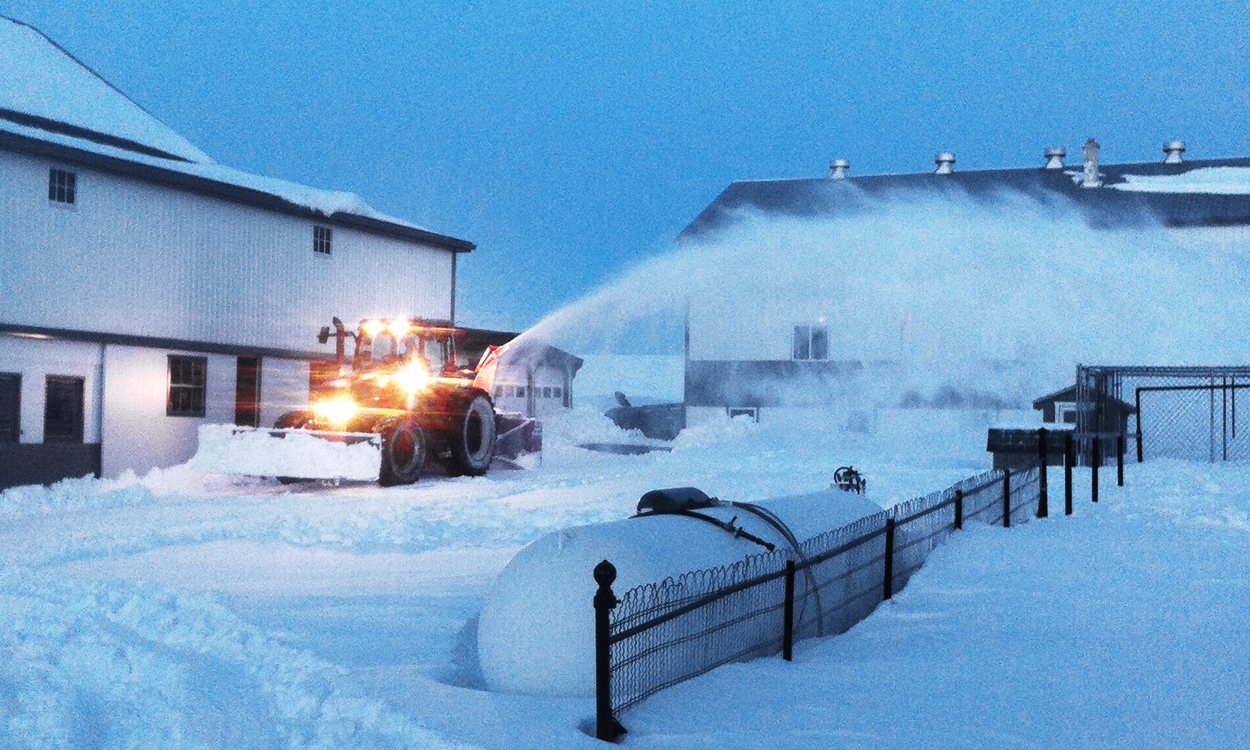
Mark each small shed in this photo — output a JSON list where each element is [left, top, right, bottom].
[[1032, 385, 1135, 434]]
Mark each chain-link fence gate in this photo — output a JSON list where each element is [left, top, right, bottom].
[[1075, 366, 1250, 464]]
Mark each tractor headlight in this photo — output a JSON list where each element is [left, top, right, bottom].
[[395, 362, 431, 393], [313, 397, 359, 424]]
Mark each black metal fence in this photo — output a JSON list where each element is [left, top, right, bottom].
[[1075, 365, 1250, 464], [594, 464, 1052, 741]]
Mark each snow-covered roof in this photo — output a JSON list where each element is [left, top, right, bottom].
[[1109, 166, 1250, 195], [0, 16, 212, 164], [0, 16, 474, 252], [680, 153, 1250, 241]]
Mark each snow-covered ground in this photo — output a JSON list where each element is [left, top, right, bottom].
[[2, 404, 1248, 749]]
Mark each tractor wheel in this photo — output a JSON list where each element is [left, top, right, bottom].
[[274, 411, 311, 484], [380, 418, 426, 486], [448, 392, 497, 476]]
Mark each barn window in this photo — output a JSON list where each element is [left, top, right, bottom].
[[0, 373, 20, 442], [314, 225, 333, 256], [48, 168, 76, 205], [44, 376, 84, 442], [793, 324, 829, 361], [167, 356, 207, 417]]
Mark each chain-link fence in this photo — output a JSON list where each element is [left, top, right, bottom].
[[1076, 366, 1250, 463]]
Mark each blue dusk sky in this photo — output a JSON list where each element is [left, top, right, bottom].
[[5, 0, 1248, 331]]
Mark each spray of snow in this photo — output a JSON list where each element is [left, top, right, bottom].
[[521, 189, 1250, 406]]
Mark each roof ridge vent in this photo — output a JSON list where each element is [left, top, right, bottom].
[[1163, 140, 1186, 164], [1044, 147, 1066, 169], [1082, 138, 1101, 188], [829, 159, 850, 179], [934, 152, 955, 175]]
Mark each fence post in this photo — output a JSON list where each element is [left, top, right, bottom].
[[1037, 428, 1049, 518], [954, 489, 963, 530], [1002, 468, 1011, 528], [1092, 437, 1100, 504], [883, 516, 896, 601], [1065, 432, 1073, 516], [1136, 387, 1144, 463], [783, 559, 796, 661], [594, 561, 624, 742], [1117, 434, 1125, 487]]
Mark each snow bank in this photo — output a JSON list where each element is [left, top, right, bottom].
[[477, 488, 881, 697], [0, 567, 469, 749]]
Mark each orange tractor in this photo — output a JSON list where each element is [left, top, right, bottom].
[[194, 318, 535, 485]]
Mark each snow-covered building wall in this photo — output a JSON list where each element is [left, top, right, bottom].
[[0, 16, 475, 487]]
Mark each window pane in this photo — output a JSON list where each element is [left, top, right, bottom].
[[168, 356, 207, 417], [793, 325, 811, 360], [810, 326, 829, 360], [44, 376, 84, 442]]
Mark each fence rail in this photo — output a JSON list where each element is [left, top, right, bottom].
[[594, 464, 1057, 741]]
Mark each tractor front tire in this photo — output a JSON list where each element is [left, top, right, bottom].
[[380, 418, 426, 486], [448, 393, 497, 476]]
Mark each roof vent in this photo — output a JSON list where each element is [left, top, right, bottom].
[[830, 159, 850, 179], [1044, 147, 1066, 169], [934, 152, 956, 175], [1082, 138, 1101, 188], [1163, 140, 1186, 164]]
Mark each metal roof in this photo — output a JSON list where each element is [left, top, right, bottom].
[[678, 156, 1250, 242]]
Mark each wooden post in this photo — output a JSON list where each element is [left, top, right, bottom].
[[883, 517, 896, 601], [1037, 428, 1049, 518], [954, 489, 964, 530], [783, 559, 796, 661], [594, 561, 623, 742], [1065, 432, 1074, 516], [1003, 468, 1012, 528]]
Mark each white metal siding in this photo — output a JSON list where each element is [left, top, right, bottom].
[[1, 150, 454, 351]]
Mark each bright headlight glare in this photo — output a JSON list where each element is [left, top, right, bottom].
[[362, 319, 386, 338], [396, 364, 430, 393], [313, 398, 358, 423], [389, 320, 411, 337]]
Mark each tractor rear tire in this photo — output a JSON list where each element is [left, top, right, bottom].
[[448, 392, 497, 476], [274, 411, 311, 484], [380, 418, 426, 486]]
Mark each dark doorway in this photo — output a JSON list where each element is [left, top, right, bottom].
[[0, 373, 19, 442], [235, 356, 261, 427], [44, 376, 84, 442]]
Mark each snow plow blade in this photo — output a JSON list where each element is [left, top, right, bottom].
[[190, 424, 383, 481]]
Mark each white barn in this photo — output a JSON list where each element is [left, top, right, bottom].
[[0, 17, 475, 488], [676, 141, 1250, 426]]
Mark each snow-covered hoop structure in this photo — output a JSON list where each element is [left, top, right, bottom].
[[476, 487, 883, 697]]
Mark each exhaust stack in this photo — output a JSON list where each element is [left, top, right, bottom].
[[1082, 139, 1101, 188]]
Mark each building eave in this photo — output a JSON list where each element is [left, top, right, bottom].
[[0, 128, 476, 253]]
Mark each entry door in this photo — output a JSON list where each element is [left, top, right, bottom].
[[235, 356, 261, 427], [0, 373, 19, 442]]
